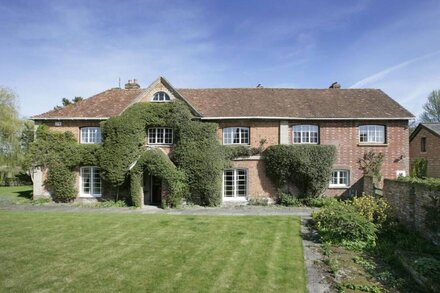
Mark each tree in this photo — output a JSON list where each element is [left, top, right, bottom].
[[0, 87, 22, 182], [53, 97, 83, 110], [420, 90, 440, 123]]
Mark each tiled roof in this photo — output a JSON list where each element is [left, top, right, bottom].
[[32, 87, 413, 120], [423, 123, 440, 136], [32, 88, 143, 119], [410, 123, 440, 141], [178, 88, 413, 119]]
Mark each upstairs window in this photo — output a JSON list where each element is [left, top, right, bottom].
[[223, 127, 250, 145], [293, 125, 319, 144], [421, 137, 427, 152], [152, 91, 171, 102], [329, 170, 350, 188], [80, 127, 101, 144], [148, 128, 173, 145], [359, 125, 385, 144]]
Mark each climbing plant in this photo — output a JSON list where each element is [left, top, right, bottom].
[[264, 144, 337, 197], [24, 125, 100, 202], [99, 101, 227, 207]]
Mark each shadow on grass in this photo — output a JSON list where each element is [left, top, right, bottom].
[[17, 189, 33, 199]]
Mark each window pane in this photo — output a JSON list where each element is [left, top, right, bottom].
[[359, 125, 385, 143], [81, 168, 91, 194], [241, 128, 249, 144], [93, 168, 101, 195], [148, 128, 156, 144], [223, 170, 234, 197]]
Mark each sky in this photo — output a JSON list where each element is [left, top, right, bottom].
[[0, 0, 439, 119]]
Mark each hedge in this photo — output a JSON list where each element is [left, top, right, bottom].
[[263, 144, 336, 197]]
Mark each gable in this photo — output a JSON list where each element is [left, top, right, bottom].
[[410, 123, 440, 141]]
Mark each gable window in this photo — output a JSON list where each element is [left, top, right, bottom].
[[80, 127, 101, 144], [293, 125, 319, 144], [223, 127, 250, 145], [359, 125, 385, 144], [80, 167, 101, 197], [421, 137, 427, 152], [329, 170, 350, 188], [148, 128, 173, 145], [223, 169, 247, 198], [152, 91, 171, 102]]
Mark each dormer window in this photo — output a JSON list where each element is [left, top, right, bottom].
[[152, 91, 171, 102]]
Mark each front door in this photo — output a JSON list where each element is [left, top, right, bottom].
[[151, 176, 162, 205], [143, 173, 162, 205]]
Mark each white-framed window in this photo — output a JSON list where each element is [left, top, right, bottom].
[[148, 128, 173, 145], [223, 169, 248, 198], [329, 170, 350, 188], [293, 125, 319, 144], [359, 125, 385, 144], [80, 127, 102, 144], [223, 127, 250, 145], [80, 167, 102, 197], [152, 91, 171, 102]]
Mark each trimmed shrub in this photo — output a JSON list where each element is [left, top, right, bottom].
[[44, 162, 77, 202], [264, 144, 336, 197], [412, 158, 428, 178], [313, 202, 377, 249]]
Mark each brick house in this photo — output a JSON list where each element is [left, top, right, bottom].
[[410, 123, 440, 178], [31, 77, 414, 204]]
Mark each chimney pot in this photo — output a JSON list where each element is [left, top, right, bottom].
[[125, 78, 140, 89]]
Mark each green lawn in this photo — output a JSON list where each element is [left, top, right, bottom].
[[0, 185, 33, 205], [0, 212, 306, 292]]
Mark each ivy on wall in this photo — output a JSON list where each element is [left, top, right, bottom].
[[130, 149, 187, 207], [99, 101, 227, 207], [25, 125, 100, 202], [264, 144, 337, 198]]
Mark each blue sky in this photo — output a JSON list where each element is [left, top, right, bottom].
[[1, 0, 439, 118]]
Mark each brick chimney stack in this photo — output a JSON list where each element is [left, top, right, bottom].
[[125, 78, 140, 89]]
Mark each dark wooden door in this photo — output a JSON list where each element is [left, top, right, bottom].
[[151, 176, 162, 204]]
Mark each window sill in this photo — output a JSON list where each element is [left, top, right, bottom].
[[79, 194, 102, 198], [357, 143, 388, 147], [223, 197, 248, 202], [328, 186, 349, 189], [146, 144, 173, 148]]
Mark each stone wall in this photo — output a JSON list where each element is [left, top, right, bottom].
[[383, 179, 440, 244]]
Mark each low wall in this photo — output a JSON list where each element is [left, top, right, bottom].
[[383, 179, 440, 245]]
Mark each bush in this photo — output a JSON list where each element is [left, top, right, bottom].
[[412, 158, 428, 178], [277, 192, 303, 206], [313, 202, 377, 249], [351, 195, 389, 226], [264, 144, 336, 197], [248, 197, 270, 206], [307, 197, 339, 208], [44, 162, 77, 202]]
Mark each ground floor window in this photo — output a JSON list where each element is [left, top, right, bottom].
[[80, 166, 102, 197], [223, 169, 247, 198], [329, 170, 349, 188]]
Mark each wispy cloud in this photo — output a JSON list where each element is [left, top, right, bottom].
[[350, 50, 440, 88]]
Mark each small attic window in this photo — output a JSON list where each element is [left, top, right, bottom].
[[152, 91, 171, 102]]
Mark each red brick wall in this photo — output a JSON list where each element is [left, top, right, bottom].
[[410, 128, 440, 178], [230, 159, 277, 200], [40, 120, 103, 142], [289, 120, 410, 196], [217, 121, 280, 149]]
